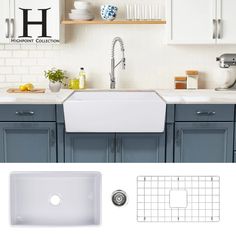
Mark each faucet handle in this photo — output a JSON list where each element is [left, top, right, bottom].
[[122, 58, 126, 70]]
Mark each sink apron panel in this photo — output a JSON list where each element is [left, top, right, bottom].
[[63, 91, 166, 133]]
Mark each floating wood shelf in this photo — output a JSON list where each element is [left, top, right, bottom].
[[62, 20, 166, 25]]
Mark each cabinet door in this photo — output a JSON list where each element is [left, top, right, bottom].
[[0, 0, 10, 43], [166, 0, 216, 44], [11, 0, 61, 44], [175, 122, 233, 163], [217, 0, 236, 44], [116, 133, 165, 163], [0, 122, 56, 163], [65, 133, 115, 163]]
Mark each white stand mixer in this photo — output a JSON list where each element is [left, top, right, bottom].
[[215, 54, 236, 91]]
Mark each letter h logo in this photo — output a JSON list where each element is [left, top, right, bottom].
[[19, 8, 51, 38]]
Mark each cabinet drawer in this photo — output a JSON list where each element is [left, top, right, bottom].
[[0, 105, 56, 121], [175, 105, 234, 121]]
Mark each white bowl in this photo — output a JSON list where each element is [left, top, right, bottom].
[[74, 1, 91, 10], [69, 13, 94, 21], [71, 9, 92, 14]]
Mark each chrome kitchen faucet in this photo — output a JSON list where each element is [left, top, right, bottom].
[[110, 37, 126, 89]]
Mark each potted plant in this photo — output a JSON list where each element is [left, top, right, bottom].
[[44, 68, 67, 92]]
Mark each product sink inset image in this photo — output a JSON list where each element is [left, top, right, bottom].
[[63, 91, 166, 133], [10, 171, 101, 226]]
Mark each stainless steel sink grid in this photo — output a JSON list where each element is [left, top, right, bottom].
[[137, 176, 220, 222], [10, 171, 101, 226]]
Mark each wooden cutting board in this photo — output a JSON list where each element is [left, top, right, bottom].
[[7, 88, 46, 93]]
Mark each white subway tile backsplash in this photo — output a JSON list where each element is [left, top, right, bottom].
[[0, 66, 12, 74], [5, 45, 21, 50], [0, 50, 12, 58], [5, 74, 22, 82], [37, 58, 54, 66], [21, 75, 41, 83], [36, 44, 54, 50], [13, 66, 28, 74], [0, 59, 5, 65], [44, 51, 58, 58], [20, 44, 37, 50], [52, 44, 63, 49], [13, 51, 28, 58], [29, 50, 44, 58], [29, 66, 45, 74], [0, 75, 5, 82], [5, 58, 21, 66], [21, 58, 38, 66], [0, 43, 60, 86]]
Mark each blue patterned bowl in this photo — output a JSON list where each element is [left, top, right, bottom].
[[100, 5, 118, 21]]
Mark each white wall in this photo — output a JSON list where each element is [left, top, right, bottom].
[[0, 0, 236, 89]]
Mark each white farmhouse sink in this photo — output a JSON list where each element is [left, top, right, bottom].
[[63, 91, 166, 133], [11, 172, 101, 226]]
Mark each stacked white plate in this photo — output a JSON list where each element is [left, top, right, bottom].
[[69, 1, 94, 21]]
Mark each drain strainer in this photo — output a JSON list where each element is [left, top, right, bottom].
[[49, 194, 62, 206], [112, 190, 127, 207]]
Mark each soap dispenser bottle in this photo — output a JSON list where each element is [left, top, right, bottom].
[[79, 67, 86, 89]]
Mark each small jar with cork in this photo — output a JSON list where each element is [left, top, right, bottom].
[[186, 70, 199, 89], [175, 76, 187, 89]]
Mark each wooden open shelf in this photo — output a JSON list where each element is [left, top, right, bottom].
[[62, 19, 166, 25]]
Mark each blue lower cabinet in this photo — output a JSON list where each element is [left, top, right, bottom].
[[115, 133, 165, 163], [0, 122, 57, 163], [174, 122, 234, 163], [65, 133, 115, 163]]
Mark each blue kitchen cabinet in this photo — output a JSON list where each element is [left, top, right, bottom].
[[115, 133, 165, 163], [65, 133, 115, 163], [0, 122, 57, 163], [174, 122, 234, 163], [65, 132, 166, 163]]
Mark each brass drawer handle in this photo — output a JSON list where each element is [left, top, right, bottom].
[[15, 111, 35, 116]]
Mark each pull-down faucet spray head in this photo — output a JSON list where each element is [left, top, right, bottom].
[[110, 37, 126, 89]]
